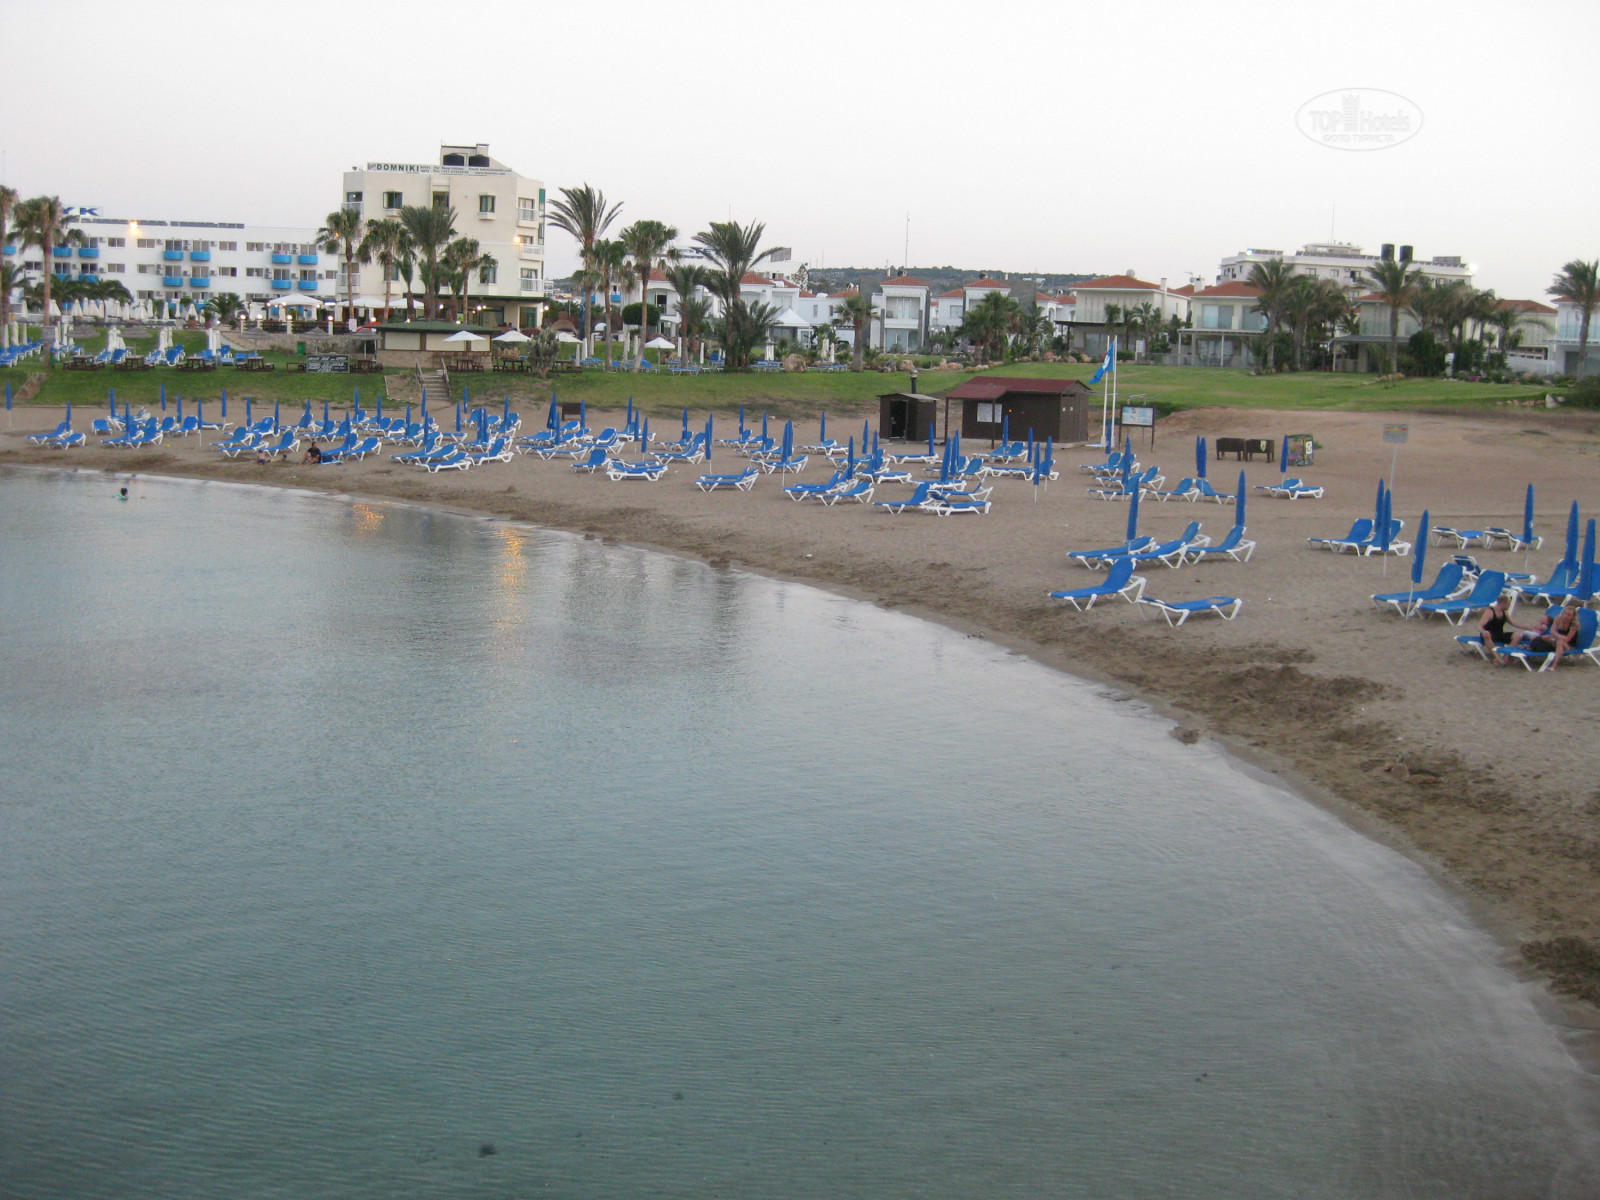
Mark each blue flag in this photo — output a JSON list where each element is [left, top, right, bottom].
[[1090, 337, 1117, 385]]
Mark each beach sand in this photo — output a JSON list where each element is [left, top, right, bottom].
[[8, 400, 1600, 1010]]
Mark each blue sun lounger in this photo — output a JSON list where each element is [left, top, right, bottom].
[[1138, 595, 1243, 626], [1049, 556, 1147, 610], [1308, 518, 1372, 551], [1179, 525, 1256, 565], [1069, 536, 1156, 569], [1510, 562, 1579, 608], [1371, 562, 1466, 616], [1488, 608, 1598, 671], [1414, 569, 1507, 625], [1193, 478, 1236, 504], [1145, 477, 1198, 502], [822, 478, 875, 505], [785, 469, 850, 501], [696, 467, 759, 492], [606, 460, 666, 481]]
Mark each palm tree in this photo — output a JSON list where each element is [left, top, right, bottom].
[[1548, 259, 1600, 379], [317, 207, 367, 329], [204, 292, 245, 326], [1365, 259, 1424, 375], [397, 204, 457, 319], [693, 220, 779, 370], [14, 195, 84, 364], [547, 184, 622, 358], [1246, 258, 1298, 372], [1016, 301, 1053, 356], [360, 218, 408, 322], [0, 262, 20, 343], [959, 290, 1021, 363], [441, 237, 491, 321], [0, 185, 16, 348], [838, 292, 874, 370], [620, 219, 679, 370], [591, 238, 628, 362], [663, 262, 707, 362], [677, 295, 713, 363]]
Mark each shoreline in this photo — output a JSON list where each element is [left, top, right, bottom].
[[7, 403, 1600, 1039]]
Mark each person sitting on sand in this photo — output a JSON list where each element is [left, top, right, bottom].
[[256, 447, 269, 465], [304, 441, 321, 465], [1478, 597, 1528, 662]]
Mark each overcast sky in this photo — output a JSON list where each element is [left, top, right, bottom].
[[3, 0, 1593, 300]]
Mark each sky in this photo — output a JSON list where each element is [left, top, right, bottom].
[[2, 0, 1594, 300]]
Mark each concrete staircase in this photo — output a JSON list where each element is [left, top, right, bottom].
[[415, 365, 449, 409]]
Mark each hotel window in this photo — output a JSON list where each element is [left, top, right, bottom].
[[478, 194, 495, 214], [521, 267, 536, 291], [216, 266, 237, 277], [383, 191, 403, 209], [218, 241, 236, 251], [192, 240, 210, 251], [346, 191, 362, 204], [273, 268, 290, 281], [300, 269, 317, 282], [322, 270, 336, 279], [107, 237, 125, 247], [106, 263, 126, 273], [479, 260, 497, 284], [137, 264, 155, 274], [246, 267, 266, 278], [518, 197, 538, 221], [137, 238, 156, 249], [137, 290, 154, 299], [247, 242, 265, 252]]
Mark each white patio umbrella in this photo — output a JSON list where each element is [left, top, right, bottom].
[[493, 329, 532, 343], [645, 335, 676, 349], [106, 326, 126, 353], [555, 329, 581, 361], [442, 329, 487, 345], [206, 326, 222, 353], [157, 326, 173, 351]]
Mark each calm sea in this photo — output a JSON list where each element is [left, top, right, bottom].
[[1, 467, 1596, 1198]]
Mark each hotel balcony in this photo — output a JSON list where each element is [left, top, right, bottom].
[[296, 280, 318, 291], [271, 279, 292, 290], [77, 246, 99, 259], [80, 274, 99, 283], [53, 246, 73, 257], [163, 276, 184, 287], [163, 249, 184, 261], [271, 253, 293, 264], [297, 254, 318, 266], [190, 250, 211, 262], [190, 277, 211, 288]]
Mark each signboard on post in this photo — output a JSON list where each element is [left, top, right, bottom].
[[1120, 406, 1154, 427], [1382, 423, 1408, 443], [305, 354, 350, 373]]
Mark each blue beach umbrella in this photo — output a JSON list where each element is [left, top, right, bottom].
[[738, 404, 746, 436], [781, 420, 794, 461], [1027, 427, 1035, 467], [872, 431, 879, 456], [272, 401, 280, 430], [705, 415, 713, 463], [1126, 481, 1141, 542], [762, 412, 769, 443], [323, 399, 329, 425], [303, 400, 312, 424], [1565, 501, 1579, 567], [405, 403, 412, 427], [245, 396, 253, 426], [176, 396, 184, 421], [1043, 438, 1054, 478], [1001, 411, 1010, 445], [1374, 478, 1386, 527], [196, 398, 204, 428], [160, 382, 166, 411], [862, 418, 869, 451], [479, 408, 488, 443], [1236, 469, 1247, 528], [108, 388, 116, 418], [682, 407, 690, 440], [820, 411, 828, 443], [1523, 484, 1535, 547], [221, 386, 228, 418], [547, 397, 559, 432], [1377, 488, 1393, 555], [579, 398, 586, 431], [4, 381, 10, 411], [626, 397, 634, 429], [641, 415, 649, 450], [1281, 435, 1291, 476], [455, 395, 463, 434], [927, 421, 935, 458], [1196, 435, 1207, 480], [1412, 509, 1430, 589], [1581, 519, 1597, 600], [1120, 449, 1131, 487], [847, 435, 856, 475], [65, 401, 72, 428]]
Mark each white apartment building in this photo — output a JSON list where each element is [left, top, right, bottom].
[[5, 213, 332, 308], [341, 143, 548, 328], [1218, 242, 1473, 292]]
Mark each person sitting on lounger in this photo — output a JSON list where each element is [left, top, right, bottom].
[[1522, 600, 1583, 669], [1478, 597, 1529, 662], [304, 441, 321, 464]]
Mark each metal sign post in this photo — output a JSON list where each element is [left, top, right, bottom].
[[1121, 404, 1155, 449]]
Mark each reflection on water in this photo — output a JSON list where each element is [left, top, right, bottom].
[[1, 467, 1597, 1199]]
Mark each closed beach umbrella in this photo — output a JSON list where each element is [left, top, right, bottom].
[[1120, 449, 1131, 487], [1196, 435, 1207, 480], [502, 396, 509, 425], [1523, 484, 1535, 547], [580, 398, 586, 431], [781, 420, 793, 461], [1377, 488, 1393, 555], [547, 397, 559, 432], [176, 396, 184, 422], [820, 411, 827, 443], [1001, 412, 1009, 445], [323, 399, 330, 425], [641, 416, 649, 450], [1565, 501, 1580, 567], [273, 401, 280, 430], [847, 435, 855, 475], [108, 388, 116, 419], [927, 421, 935, 458], [861, 418, 869, 451], [1412, 509, 1430, 590], [246, 397, 253, 426], [626, 397, 634, 430], [1027, 428, 1035, 467], [1581, 519, 1597, 600], [762, 412, 769, 443], [221, 386, 228, 419], [1281, 435, 1291, 476], [160, 382, 167, 411], [704, 415, 713, 463], [5, 381, 10, 412], [681, 407, 690, 440], [376, 395, 383, 422], [738, 404, 746, 436], [1373, 479, 1385, 527], [303, 401, 313, 425], [1126, 481, 1141, 543], [1235, 469, 1247, 528], [872, 431, 879, 456], [455, 395, 462, 434], [65, 401, 72, 428]]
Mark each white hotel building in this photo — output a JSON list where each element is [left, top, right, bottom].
[[5, 211, 332, 309], [340, 143, 548, 328]]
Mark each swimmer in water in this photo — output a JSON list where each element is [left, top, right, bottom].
[[116, 486, 129, 501]]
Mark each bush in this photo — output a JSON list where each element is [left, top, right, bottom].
[[1565, 376, 1600, 408]]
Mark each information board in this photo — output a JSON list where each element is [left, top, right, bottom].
[[1382, 423, 1409, 443], [305, 355, 350, 373], [1120, 406, 1154, 427]]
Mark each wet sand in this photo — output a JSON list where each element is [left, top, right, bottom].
[[7, 401, 1600, 1010]]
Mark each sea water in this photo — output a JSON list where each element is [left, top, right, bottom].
[[1, 466, 1596, 1198]]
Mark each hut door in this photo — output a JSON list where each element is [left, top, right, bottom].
[[887, 398, 909, 439]]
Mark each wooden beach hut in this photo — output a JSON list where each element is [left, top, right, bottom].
[[946, 376, 1092, 444]]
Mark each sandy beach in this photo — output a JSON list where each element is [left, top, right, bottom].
[[7, 400, 1600, 1009]]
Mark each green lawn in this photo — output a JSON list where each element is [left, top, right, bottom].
[[2, 334, 1558, 420]]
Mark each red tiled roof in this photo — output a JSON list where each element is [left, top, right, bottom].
[[1074, 274, 1164, 291], [799, 290, 817, 298], [881, 275, 929, 287], [1193, 282, 1262, 298], [740, 273, 775, 285], [965, 276, 1011, 290], [946, 375, 1093, 400], [1170, 284, 1196, 297], [937, 289, 964, 299], [1498, 298, 1557, 314], [830, 289, 859, 300]]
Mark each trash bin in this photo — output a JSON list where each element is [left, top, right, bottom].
[[296, 341, 306, 356]]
